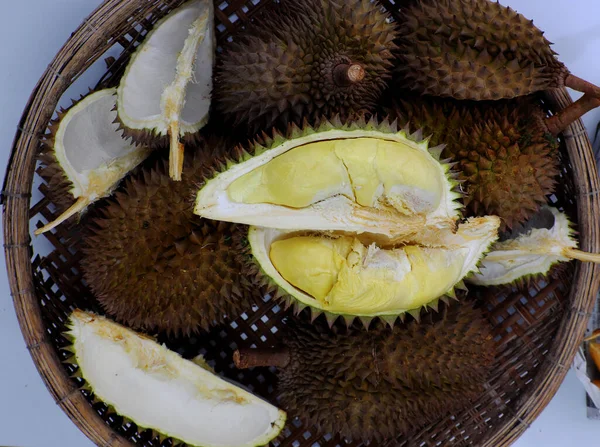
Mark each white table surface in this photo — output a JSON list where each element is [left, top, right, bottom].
[[2, 1, 600, 446]]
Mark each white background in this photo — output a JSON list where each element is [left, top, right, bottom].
[[1, 1, 600, 446]]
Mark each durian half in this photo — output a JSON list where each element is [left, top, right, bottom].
[[248, 216, 500, 326], [117, 0, 214, 181], [35, 88, 151, 235], [66, 310, 286, 447], [194, 118, 463, 240]]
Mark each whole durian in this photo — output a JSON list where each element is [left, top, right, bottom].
[[81, 140, 259, 336], [215, 0, 398, 132], [389, 97, 560, 229], [234, 303, 496, 443], [395, 0, 600, 101]]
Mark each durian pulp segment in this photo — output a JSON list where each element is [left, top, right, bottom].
[[228, 138, 442, 215], [35, 89, 151, 235], [117, 0, 214, 180], [195, 128, 462, 239], [69, 310, 286, 447], [250, 216, 500, 317], [470, 207, 577, 286]]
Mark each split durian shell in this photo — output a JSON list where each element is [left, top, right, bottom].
[[234, 303, 496, 443], [65, 310, 286, 447], [194, 117, 463, 241], [246, 216, 500, 327], [36, 88, 151, 235], [81, 141, 258, 336], [117, 0, 215, 181], [470, 206, 600, 286]]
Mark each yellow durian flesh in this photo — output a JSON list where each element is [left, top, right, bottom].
[[227, 138, 443, 216]]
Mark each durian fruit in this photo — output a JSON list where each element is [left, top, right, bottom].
[[81, 141, 258, 336], [36, 88, 151, 235], [390, 97, 560, 229], [247, 216, 499, 327], [117, 0, 214, 181], [233, 303, 495, 443], [469, 206, 600, 287], [66, 310, 286, 447], [395, 0, 600, 102], [195, 117, 463, 241], [215, 0, 398, 132]]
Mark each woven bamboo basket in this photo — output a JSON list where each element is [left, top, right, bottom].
[[4, 0, 600, 446]]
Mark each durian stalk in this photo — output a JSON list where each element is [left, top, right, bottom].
[[233, 348, 290, 369], [563, 248, 600, 263], [169, 120, 185, 181], [565, 74, 600, 99], [333, 63, 366, 87], [544, 93, 600, 136], [34, 196, 90, 235], [484, 247, 600, 264]]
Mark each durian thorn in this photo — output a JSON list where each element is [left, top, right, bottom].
[[565, 74, 600, 99], [333, 63, 365, 87], [34, 196, 91, 235], [563, 248, 600, 263], [544, 93, 600, 136], [233, 348, 290, 369], [168, 121, 184, 181]]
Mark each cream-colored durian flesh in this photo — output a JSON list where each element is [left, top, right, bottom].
[[195, 121, 462, 239], [249, 216, 500, 323], [35, 88, 150, 236], [470, 207, 600, 286], [117, 0, 214, 181], [67, 310, 286, 447]]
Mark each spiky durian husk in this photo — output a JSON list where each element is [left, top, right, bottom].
[[390, 97, 559, 229], [395, 0, 569, 100], [215, 0, 398, 133], [81, 140, 260, 336], [277, 303, 495, 443]]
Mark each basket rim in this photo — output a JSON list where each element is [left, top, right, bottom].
[[3, 1, 600, 446]]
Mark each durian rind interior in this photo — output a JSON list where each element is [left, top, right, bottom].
[[117, 0, 214, 135], [195, 124, 462, 238], [249, 216, 500, 318], [68, 310, 286, 447]]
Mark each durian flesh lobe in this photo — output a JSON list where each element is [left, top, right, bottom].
[[195, 120, 462, 240], [249, 216, 500, 321], [67, 310, 286, 447]]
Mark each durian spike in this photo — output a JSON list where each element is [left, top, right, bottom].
[[34, 196, 90, 235], [544, 93, 600, 136], [565, 74, 600, 99], [233, 348, 290, 369], [333, 63, 366, 87]]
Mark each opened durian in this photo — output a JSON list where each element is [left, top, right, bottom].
[[248, 216, 499, 326], [389, 97, 561, 229], [215, 0, 397, 132], [117, 0, 214, 181], [234, 303, 495, 443], [81, 141, 258, 336], [470, 206, 600, 286], [66, 310, 286, 447], [195, 118, 463, 240], [36, 88, 151, 235], [395, 0, 600, 104]]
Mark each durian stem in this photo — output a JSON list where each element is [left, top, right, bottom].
[[34, 196, 90, 236], [233, 348, 290, 369], [565, 74, 600, 99], [333, 63, 366, 87], [168, 121, 184, 182], [563, 248, 600, 263], [544, 93, 600, 136]]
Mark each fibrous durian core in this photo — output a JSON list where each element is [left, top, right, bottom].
[[215, 0, 398, 132], [117, 0, 214, 181], [234, 304, 495, 443], [67, 310, 286, 447], [395, 0, 600, 101], [81, 143, 257, 336], [36, 88, 151, 235]]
